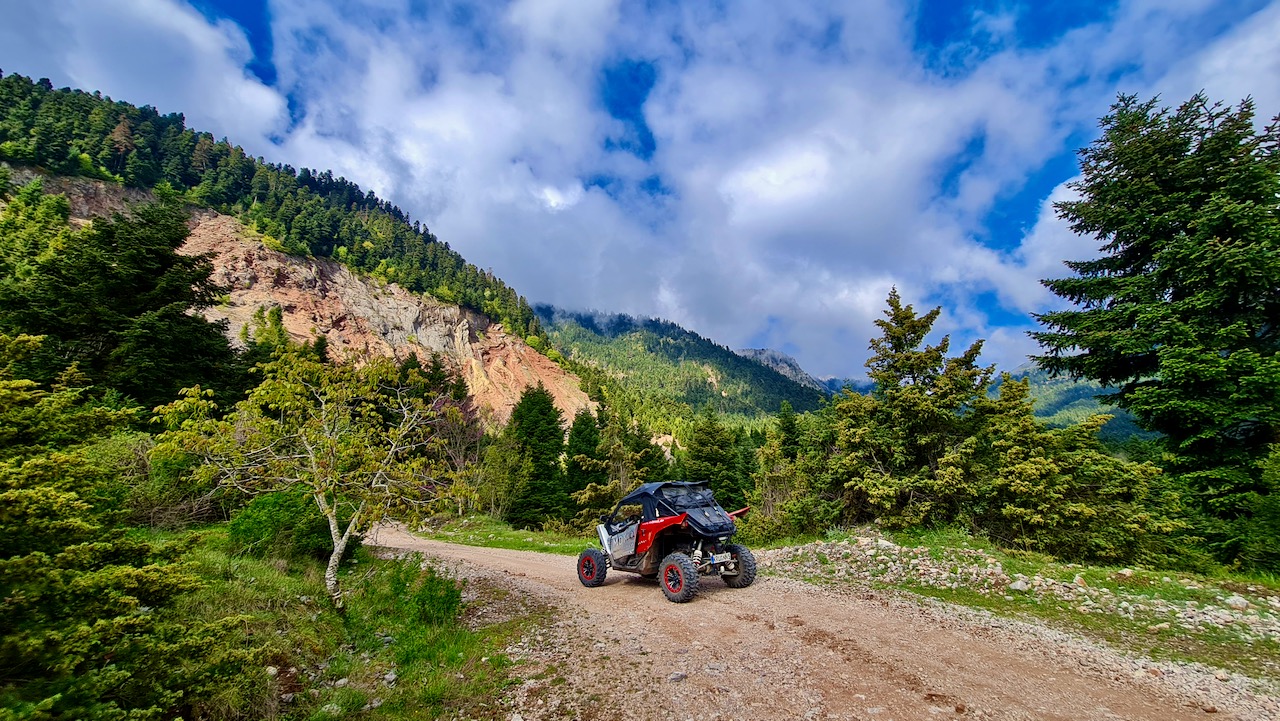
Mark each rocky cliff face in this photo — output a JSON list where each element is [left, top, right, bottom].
[[182, 213, 590, 426], [7, 167, 591, 426], [735, 347, 830, 395]]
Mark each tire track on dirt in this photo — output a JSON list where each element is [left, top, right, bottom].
[[369, 523, 1253, 720]]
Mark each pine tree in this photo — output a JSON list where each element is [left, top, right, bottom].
[[684, 405, 745, 508], [0, 180, 236, 408], [1032, 94, 1280, 554], [503, 384, 567, 528], [1, 334, 252, 716], [834, 289, 993, 526], [565, 408, 605, 496], [777, 400, 799, 461]]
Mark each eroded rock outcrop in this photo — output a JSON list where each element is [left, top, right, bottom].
[[181, 212, 590, 425]]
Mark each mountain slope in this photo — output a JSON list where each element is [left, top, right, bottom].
[[998, 364, 1152, 441], [0, 71, 543, 340], [537, 306, 825, 423], [12, 167, 590, 425]]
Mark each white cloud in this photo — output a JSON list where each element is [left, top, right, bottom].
[[2, 0, 1279, 380], [0, 0, 286, 145]]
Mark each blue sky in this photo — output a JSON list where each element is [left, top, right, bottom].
[[2, 0, 1279, 378]]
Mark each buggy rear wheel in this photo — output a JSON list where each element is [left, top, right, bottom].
[[720, 544, 756, 588], [577, 548, 607, 587], [658, 552, 698, 603]]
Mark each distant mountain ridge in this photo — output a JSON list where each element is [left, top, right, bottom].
[[734, 348, 827, 393], [737, 345, 1150, 441], [734, 347, 872, 396], [535, 306, 825, 423]]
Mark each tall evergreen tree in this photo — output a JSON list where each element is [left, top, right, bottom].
[[565, 408, 605, 495], [1032, 94, 1280, 555], [684, 405, 746, 509], [504, 384, 567, 528], [835, 289, 994, 526], [777, 400, 800, 461]]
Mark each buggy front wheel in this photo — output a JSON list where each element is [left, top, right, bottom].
[[577, 548, 608, 587]]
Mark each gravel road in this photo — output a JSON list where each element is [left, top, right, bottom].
[[369, 524, 1278, 721]]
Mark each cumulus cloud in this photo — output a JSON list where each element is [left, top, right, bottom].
[[2, 0, 1278, 378], [0, 0, 286, 145]]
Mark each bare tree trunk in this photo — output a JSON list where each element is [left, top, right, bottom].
[[316, 493, 364, 609], [325, 535, 348, 609]]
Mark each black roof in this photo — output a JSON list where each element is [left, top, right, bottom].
[[618, 481, 711, 506]]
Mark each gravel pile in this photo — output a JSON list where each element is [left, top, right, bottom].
[[759, 536, 1011, 593], [759, 534, 1280, 644]]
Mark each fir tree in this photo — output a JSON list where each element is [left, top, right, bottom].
[[1033, 94, 1280, 557], [504, 384, 567, 528], [565, 408, 606, 496]]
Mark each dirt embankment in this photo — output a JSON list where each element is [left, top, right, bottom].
[[370, 524, 1280, 721]]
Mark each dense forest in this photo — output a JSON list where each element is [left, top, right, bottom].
[[0, 71, 543, 340], [2, 66, 1279, 718]]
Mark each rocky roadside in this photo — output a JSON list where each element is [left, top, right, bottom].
[[757, 535, 1280, 644], [759, 534, 1280, 719]]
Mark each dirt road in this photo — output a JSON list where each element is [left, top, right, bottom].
[[370, 524, 1265, 721]]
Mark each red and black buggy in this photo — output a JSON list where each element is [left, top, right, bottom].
[[576, 481, 756, 602]]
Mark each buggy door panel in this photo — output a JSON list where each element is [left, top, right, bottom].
[[607, 521, 638, 561]]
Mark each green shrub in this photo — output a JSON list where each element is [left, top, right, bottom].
[[382, 555, 464, 625], [411, 567, 464, 625], [227, 491, 361, 561]]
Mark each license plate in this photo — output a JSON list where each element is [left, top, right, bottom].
[[711, 552, 733, 564]]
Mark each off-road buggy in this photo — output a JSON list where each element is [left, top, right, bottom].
[[576, 481, 756, 603]]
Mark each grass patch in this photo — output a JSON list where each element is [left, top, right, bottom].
[[417, 515, 587, 556], [157, 527, 532, 720]]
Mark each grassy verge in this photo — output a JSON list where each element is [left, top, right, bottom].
[[162, 527, 535, 720], [764, 526, 1280, 679], [415, 515, 587, 556]]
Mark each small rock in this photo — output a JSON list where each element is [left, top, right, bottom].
[[1200, 703, 1218, 714], [384, 670, 398, 685], [265, 665, 278, 677], [1074, 574, 1088, 588], [1224, 595, 1249, 611], [335, 677, 349, 688], [1008, 579, 1030, 592], [1215, 671, 1230, 681], [281, 693, 294, 703], [321, 703, 341, 715], [668, 672, 687, 682], [1117, 568, 1134, 579], [1148, 623, 1171, 633]]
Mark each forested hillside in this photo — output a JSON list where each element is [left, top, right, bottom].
[[0, 71, 542, 339], [536, 305, 826, 427], [996, 365, 1150, 441]]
